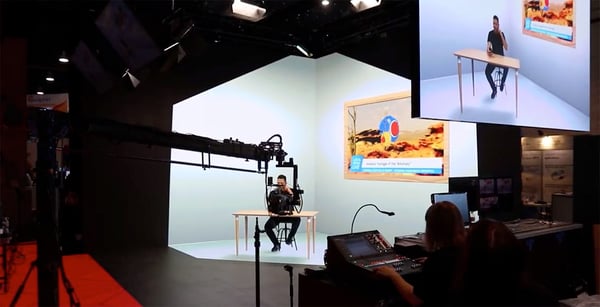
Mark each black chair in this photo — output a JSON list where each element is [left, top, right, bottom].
[[494, 67, 507, 95], [276, 222, 297, 250]]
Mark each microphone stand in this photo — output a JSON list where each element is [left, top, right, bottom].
[[350, 203, 395, 234]]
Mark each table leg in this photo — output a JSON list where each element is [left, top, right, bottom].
[[457, 56, 463, 113], [306, 218, 311, 259], [470, 59, 475, 96], [515, 69, 519, 117], [244, 216, 248, 251], [234, 215, 239, 256], [312, 216, 316, 254]]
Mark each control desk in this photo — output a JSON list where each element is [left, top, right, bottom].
[[299, 230, 422, 307], [326, 230, 423, 280], [392, 218, 586, 300]]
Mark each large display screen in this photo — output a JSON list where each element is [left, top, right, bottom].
[[415, 0, 590, 131]]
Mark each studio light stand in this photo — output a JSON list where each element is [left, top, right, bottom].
[[284, 264, 294, 307], [10, 248, 80, 307], [254, 217, 262, 307], [9, 108, 79, 306]]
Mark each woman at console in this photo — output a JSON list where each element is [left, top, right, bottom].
[[374, 201, 466, 306], [452, 219, 558, 306]]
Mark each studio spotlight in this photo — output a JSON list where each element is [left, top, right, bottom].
[[231, 0, 266, 22], [122, 69, 140, 88], [351, 0, 381, 12], [321, 0, 330, 6]]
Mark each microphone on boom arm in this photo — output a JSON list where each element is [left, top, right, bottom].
[[350, 203, 395, 234]]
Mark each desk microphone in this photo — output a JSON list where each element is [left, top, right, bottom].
[[350, 203, 395, 234]]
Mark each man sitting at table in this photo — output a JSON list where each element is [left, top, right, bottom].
[[485, 15, 509, 99], [264, 174, 300, 252]]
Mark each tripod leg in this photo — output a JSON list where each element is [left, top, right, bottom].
[[10, 260, 36, 307], [58, 258, 80, 307]]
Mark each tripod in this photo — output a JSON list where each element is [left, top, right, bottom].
[[10, 250, 80, 307]]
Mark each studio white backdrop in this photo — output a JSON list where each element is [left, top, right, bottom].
[[169, 53, 478, 245]]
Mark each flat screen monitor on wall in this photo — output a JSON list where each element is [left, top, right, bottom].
[[414, 0, 590, 131], [431, 192, 471, 226]]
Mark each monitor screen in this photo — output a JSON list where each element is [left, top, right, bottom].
[[345, 237, 378, 258], [431, 192, 471, 226], [415, 0, 590, 131]]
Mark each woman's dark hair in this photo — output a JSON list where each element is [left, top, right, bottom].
[[424, 201, 466, 251], [458, 219, 528, 299]]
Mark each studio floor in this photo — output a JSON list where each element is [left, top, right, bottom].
[[2, 233, 329, 306], [170, 232, 329, 266], [93, 233, 329, 307]]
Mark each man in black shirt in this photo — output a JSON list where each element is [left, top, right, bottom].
[[264, 174, 300, 252], [485, 15, 509, 99]]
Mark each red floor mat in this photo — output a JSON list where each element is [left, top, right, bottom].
[[1, 242, 141, 306]]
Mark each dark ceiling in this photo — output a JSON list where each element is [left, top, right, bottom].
[[1, 0, 416, 95]]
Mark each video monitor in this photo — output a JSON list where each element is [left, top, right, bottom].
[[449, 176, 480, 211], [415, 0, 590, 131], [431, 192, 471, 226], [345, 237, 378, 258]]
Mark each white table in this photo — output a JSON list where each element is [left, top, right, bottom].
[[454, 49, 521, 116], [232, 210, 319, 258]]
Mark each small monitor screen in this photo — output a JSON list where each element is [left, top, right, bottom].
[[345, 237, 377, 258], [431, 192, 471, 226]]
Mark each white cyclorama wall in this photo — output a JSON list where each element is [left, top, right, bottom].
[[169, 54, 478, 245], [420, 0, 589, 114], [169, 56, 317, 244]]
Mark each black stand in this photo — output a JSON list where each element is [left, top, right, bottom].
[[10, 260, 36, 307], [254, 217, 261, 307], [9, 256, 80, 307], [284, 264, 294, 307], [16, 109, 76, 306]]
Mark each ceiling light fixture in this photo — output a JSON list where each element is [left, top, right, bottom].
[[58, 51, 69, 63], [36, 88, 45, 95], [321, 0, 330, 6], [163, 42, 180, 52], [45, 72, 55, 82], [295, 44, 312, 57], [350, 0, 382, 12], [231, 0, 267, 22]]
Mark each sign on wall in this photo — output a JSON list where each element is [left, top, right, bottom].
[[26, 93, 69, 113], [344, 92, 448, 183]]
